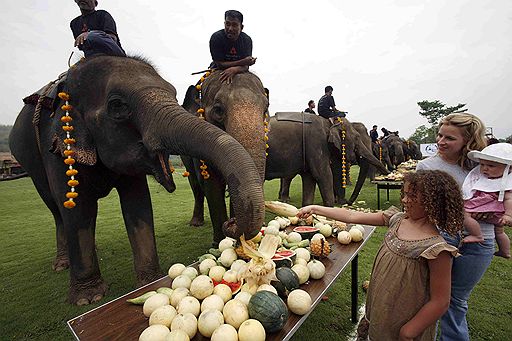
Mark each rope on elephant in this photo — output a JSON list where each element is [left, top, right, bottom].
[[32, 82, 54, 153], [336, 117, 347, 188], [194, 70, 215, 180]]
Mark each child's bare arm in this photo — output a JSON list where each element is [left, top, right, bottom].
[[297, 205, 386, 226], [399, 251, 452, 340], [500, 191, 512, 225]]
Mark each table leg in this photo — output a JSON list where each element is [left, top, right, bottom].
[[377, 186, 381, 210], [351, 254, 358, 323], [386, 188, 390, 201]]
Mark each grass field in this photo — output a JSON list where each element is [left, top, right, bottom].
[[1, 168, 511, 340]]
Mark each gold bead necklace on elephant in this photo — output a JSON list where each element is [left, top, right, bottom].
[[58, 92, 79, 209], [336, 117, 347, 189]]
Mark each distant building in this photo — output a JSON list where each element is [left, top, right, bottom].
[[0, 153, 24, 178]]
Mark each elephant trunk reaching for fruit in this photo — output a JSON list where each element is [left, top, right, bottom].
[[135, 88, 264, 240]]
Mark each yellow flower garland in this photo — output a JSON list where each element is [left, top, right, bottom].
[[58, 92, 78, 209], [195, 71, 212, 180], [337, 117, 347, 188]]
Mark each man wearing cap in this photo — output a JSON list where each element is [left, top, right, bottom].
[[209, 10, 256, 84], [71, 0, 125, 58]]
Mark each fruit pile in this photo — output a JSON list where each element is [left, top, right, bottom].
[[129, 202, 367, 340]]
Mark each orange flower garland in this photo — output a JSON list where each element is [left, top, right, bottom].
[[337, 117, 347, 188], [195, 71, 212, 180], [58, 92, 78, 209], [168, 159, 190, 177]]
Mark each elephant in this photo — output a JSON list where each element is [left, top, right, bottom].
[[382, 134, 405, 168], [268, 113, 389, 207], [403, 139, 422, 160], [9, 56, 264, 305], [180, 71, 269, 244], [372, 139, 394, 171]]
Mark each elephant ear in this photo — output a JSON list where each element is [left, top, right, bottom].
[[182, 85, 200, 114], [328, 123, 343, 150], [50, 97, 97, 166]]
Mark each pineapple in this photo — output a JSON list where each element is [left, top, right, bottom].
[[235, 240, 257, 260], [310, 238, 331, 258]]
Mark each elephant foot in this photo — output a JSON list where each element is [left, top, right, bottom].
[[52, 256, 69, 272], [68, 278, 108, 305], [136, 269, 164, 287], [278, 196, 290, 203], [189, 216, 205, 227], [335, 197, 349, 206]]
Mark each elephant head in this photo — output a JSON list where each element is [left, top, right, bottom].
[[383, 135, 405, 167], [328, 118, 389, 204], [403, 139, 422, 160]]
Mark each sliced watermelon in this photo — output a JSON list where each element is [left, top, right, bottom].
[[293, 226, 319, 232], [212, 279, 243, 293], [274, 250, 296, 258]]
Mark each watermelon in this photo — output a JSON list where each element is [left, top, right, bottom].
[[293, 226, 320, 240], [248, 290, 289, 332]]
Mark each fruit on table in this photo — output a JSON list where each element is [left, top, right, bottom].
[[287, 231, 302, 243], [156, 287, 173, 299], [190, 275, 214, 300], [171, 312, 198, 339], [310, 238, 331, 258], [230, 259, 247, 272], [337, 230, 352, 244], [264, 221, 280, 235], [219, 237, 236, 252], [170, 287, 190, 308], [172, 274, 192, 290], [168, 263, 186, 280], [223, 299, 249, 329], [211, 323, 238, 341], [219, 248, 238, 267], [319, 223, 333, 237], [291, 263, 310, 284], [181, 267, 198, 280], [234, 291, 253, 306], [293, 226, 320, 240], [294, 247, 311, 262], [166, 329, 190, 341], [149, 305, 177, 327], [198, 309, 224, 338], [235, 239, 257, 260], [257, 283, 278, 295], [351, 224, 365, 234], [272, 266, 300, 298], [177, 296, 201, 317], [126, 290, 157, 305], [208, 265, 226, 282], [199, 258, 217, 275], [139, 324, 170, 341], [238, 319, 266, 341], [349, 228, 364, 242], [248, 290, 289, 332], [213, 283, 233, 303], [265, 200, 299, 217], [287, 289, 312, 315], [307, 259, 326, 279], [200, 294, 225, 313], [143, 293, 170, 317]]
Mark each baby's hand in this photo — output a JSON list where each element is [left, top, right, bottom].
[[296, 205, 315, 219]]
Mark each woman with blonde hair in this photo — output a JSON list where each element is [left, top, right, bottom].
[[417, 113, 491, 340]]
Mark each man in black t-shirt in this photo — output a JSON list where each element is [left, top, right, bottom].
[[304, 100, 316, 114], [370, 125, 379, 143], [209, 10, 256, 84], [317, 86, 345, 119], [70, 0, 125, 58]]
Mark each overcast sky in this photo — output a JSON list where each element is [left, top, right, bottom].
[[1, 0, 511, 138]]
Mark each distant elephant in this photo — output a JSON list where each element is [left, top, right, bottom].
[[403, 139, 422, 160], [382, 134, 405, 168], [268, 113, 389, 206], [180, 71, 269, 244], [9, 56, 264, 305], [372, 140, 394, 171]]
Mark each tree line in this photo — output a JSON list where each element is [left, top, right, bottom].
[[0, 125, 12, 152]]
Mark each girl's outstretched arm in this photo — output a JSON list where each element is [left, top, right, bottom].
[[398, 251, 452, 340], [297, 205, 386, 226]]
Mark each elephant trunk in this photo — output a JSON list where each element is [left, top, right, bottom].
[[357, 143, 390, 175], [136, 89, 264, 240], [225, 95, 267, 183]]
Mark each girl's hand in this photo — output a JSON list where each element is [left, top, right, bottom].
[[398, 327, 414, 341], [297, 205, 316, 218]]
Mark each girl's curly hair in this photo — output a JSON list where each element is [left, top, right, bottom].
[[402, 170, 464, 236]]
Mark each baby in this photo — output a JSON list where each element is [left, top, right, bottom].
[[462, 143, 512, 258]]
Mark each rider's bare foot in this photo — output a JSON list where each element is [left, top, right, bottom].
[[463, 235, 484, 243]]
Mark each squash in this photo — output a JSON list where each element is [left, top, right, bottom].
[[139, 324, 170, 341], [223, 299, 249, 329], [177, 296, 201, 317], [287, 231, 302, 243], [307, 259, 326, 279], [166, 329, 189, 341], [168, 263, 186, 280], [291, 264, 310, 284], [149, 305, 177, 327], [287, 289, 312, 315], [238, 319, 266, 341], [190, 275, 214, 300], [319, 223, 333, 237], [337, 230, 352, 244], [294, 247, 311, 262], [222, 269, 238, 284], [352, 224, 365, 234], [271, 267, 300, 298], [349, 228, 364, 242], [197, 309, 224, 338], [143, 293, 170, 317], [294, 257, 308, 266], [230, 259, 247, 272], [248, 290, 288, 332], [200, 294, 225, 313], [170, 313, 198, 339], [311, 233, 326, 241], [211, 323, 238, 341]]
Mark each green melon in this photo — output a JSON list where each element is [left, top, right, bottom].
[[248, 290, 289, 333], [271, 266, 300, 298]]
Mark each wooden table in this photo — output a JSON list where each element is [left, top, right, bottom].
[[371, 180, 403, 209], [68, 226, 375, 341]]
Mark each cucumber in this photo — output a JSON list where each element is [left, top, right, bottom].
[[126, 290, 157, 305]]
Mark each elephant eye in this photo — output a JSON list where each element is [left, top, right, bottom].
[[210, 103, 225, 127], [107, 97, 131, 121]]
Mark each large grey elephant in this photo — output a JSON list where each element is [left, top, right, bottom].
[[403, 139, 422, 160], [382, 134, 405, 168], [269, 113, 389, 206], [9, 56, 264, 305], [180, 71, 269, 244]]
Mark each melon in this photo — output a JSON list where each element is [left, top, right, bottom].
[[149, 304, 177, 327], [349, 228, 364, 242], [287, 289, 312, 315], [171, 275, 192, 290], [189, 275, 214, 300], [219, 248, 238, 268], [199, 258, 217, 275], [223, 299, 249, 329], [208, 265, 226, 282], [166, 329, 189, 341], [234, 291, 253, 306], [177, 296, 201, 317], [211, 323, 238, 341], [170, 313, 197, 339], [197, 309, 224, 338], [170, 287, 190, 308], [181, 267, 198, 280], [143, 293, 170, 317], [293, 226, 320, 240], [213, 283, 233, 303], [200, 294, 224, 313], [139, 324, 170, 341], [219, 237, 236, 252], [168, 263, 186, 280], [256, 284, 278, 295], [307, 259, 326, 279], [248, 290, 288, 332], [238, 319, 266, 341], [294, 247, 311, 262], [337, 230, 352, 244], [271, 267, 300, 298], [291, 264, 310, 284]]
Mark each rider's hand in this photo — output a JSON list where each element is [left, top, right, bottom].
[[74, 32, 89, 47], [219, 67, 239, 84]]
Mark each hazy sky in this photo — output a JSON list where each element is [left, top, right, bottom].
[[1, 0, 511, 138]]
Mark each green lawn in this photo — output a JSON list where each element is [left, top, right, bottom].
[[0, 168, 511, 340]]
